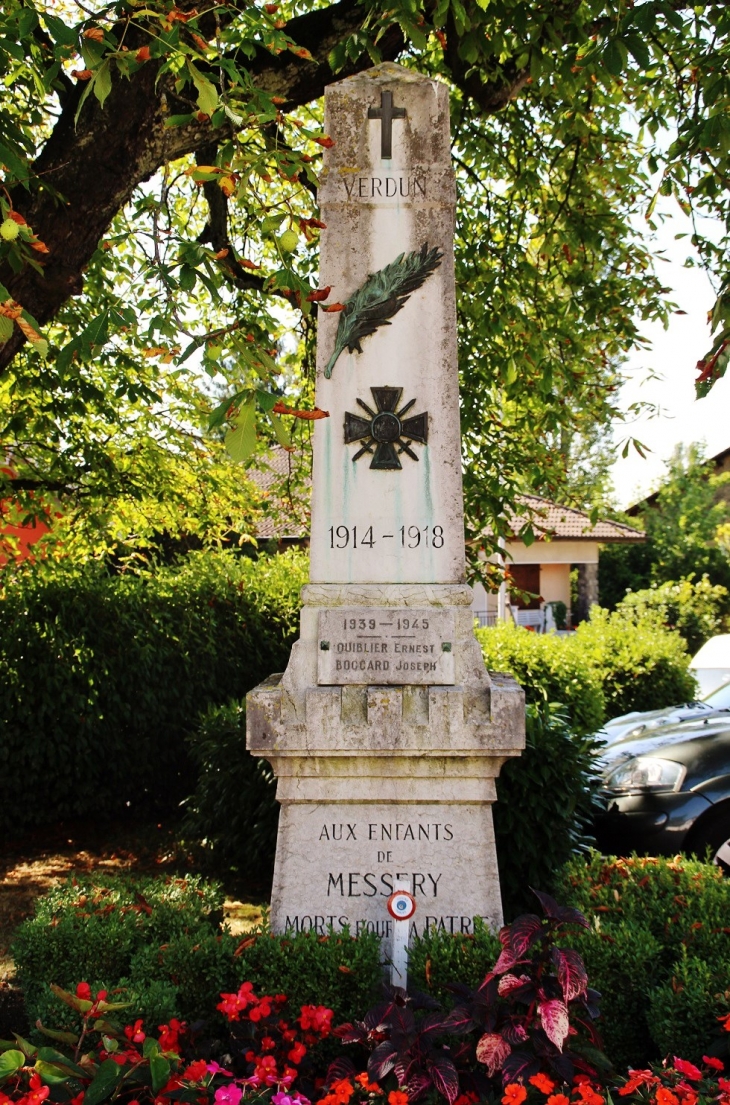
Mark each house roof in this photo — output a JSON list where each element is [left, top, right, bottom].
[[248, 447, 309, 540], [626, 442, 730, 516], [503, 495, 645, 543]]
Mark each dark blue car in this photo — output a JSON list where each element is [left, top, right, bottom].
[[595, 699, 730, 870]]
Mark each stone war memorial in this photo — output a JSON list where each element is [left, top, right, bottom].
[[247, 63, 525, 957]]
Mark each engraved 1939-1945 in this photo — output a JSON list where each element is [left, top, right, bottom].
[[317, 607, 455, 685]]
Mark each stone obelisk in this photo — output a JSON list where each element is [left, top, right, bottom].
[[247, 64, 524, 946]]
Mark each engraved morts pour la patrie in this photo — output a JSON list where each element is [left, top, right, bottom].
[[246, 65, 525, 950]]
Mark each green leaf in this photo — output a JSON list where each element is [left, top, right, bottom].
[[43, 12, 78, 46], [602, 40, 624, 77], [93, 60, 113, 107], [269, 413, 291, 450], [624, 33, 651, 70], [255, 389, 278, 412], [150, 1054, 171, 1093], [35, 1025, 79, 1047], [36, 1049, 86, 1078], [179, 265, 197, 291], [84, 1058, 123, 1105], [187, 61, 218, 117], [0, 1050, 25, 1083], [34, 1060, 73, 1084], [225, 397, 257, 462]]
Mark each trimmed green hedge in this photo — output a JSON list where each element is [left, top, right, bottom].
[[476, 622, 604, 735], [569, 607, 697, 717], [557, 852, 730, 1069], [477, 610, 696, 726], [0, 549, 307, 836], [11, 873, 383, 1043]]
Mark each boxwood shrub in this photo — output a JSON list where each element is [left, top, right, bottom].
[[557, 851, 730, 1068], [476, 622, 605, 735], [0, 548, 307, 836]]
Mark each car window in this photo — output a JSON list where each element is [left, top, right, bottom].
[[703, 681, 730, 709]]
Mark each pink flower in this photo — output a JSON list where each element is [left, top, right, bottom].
[[214, 1086, 243, 1105], [206, 1063, 234, 1078]]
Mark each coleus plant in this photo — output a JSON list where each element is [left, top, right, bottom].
[[441, 891, 604, 1088], [330, 892, 605, 1103]]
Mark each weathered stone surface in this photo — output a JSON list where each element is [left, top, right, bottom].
[[246, 64, 524, 943], [311, 63, 463, 586], [317, 607, 455, 685]]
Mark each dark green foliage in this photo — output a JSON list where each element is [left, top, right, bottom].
[[556, 852, 730, 1067], [477, 622, 605, 736], [647, 953, 730, 1065], [600, 445, 730, 612], [407, 918, 501, 1004], [232, 928, 383, 1033], [599, 539, 653, 610], [11, 874, 238, 1036], [493, 705, 603, 920], [0, 549, 307, 836], [12, 873, 384, 1045], [182, 700, 278, 882]]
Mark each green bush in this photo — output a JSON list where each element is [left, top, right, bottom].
[[556, 852, 730, 1067], [493, 704, 603, 920], [476, 621, 605, 735], [182, 700, 278, 882], [0, 548, 307, 835], [11, 874, 239, 1035], [566, 607, 697, 718], [11, 872, 385, 1042], [615, 575, 730, 654], [408, 917, 501, 1003]]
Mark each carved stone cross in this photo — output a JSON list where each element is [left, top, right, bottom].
[[368, 90, 406, 158]]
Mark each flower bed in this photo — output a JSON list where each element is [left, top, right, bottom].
[[4, 891, 730, 1105]]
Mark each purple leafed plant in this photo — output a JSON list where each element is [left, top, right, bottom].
[[330, 891, 606, 1104]]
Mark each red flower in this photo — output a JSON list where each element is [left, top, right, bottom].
[[298, 1005, 333, 1036], [288, 1042, 307, 1064], [27, 1075, 50, 1105], [530, 1076, 557, 1095], [76, 982, 92, 1001], [502, 1087, 528, 1105], [574, 1086, 603, 1105], [355, 1074, 382, 1093], [719, 1080, 730, 1093], [655, 1089, 678, 1105], [619, 1072, 659, 1096], [124, 1019, 145, 1044], [158, 1018, 184, 1052], [547, 1097, 570, 1105], [183, 1060, 208, 1082], [388, 1094, 407, 1105], [703, 1057, 724, 1071], [673, 1059, 702, 1082]]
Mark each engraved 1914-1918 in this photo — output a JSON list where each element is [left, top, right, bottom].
[[317, 607, 455, 685]]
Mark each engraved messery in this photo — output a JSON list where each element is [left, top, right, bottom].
[[317, 607, 455, 685]]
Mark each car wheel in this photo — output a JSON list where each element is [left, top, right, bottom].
[[689, 812, 730, 873]]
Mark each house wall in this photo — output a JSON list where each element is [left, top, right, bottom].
[[470, 540, 599, 623]]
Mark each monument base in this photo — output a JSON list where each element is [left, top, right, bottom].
[[246, 585, 525, 949]]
